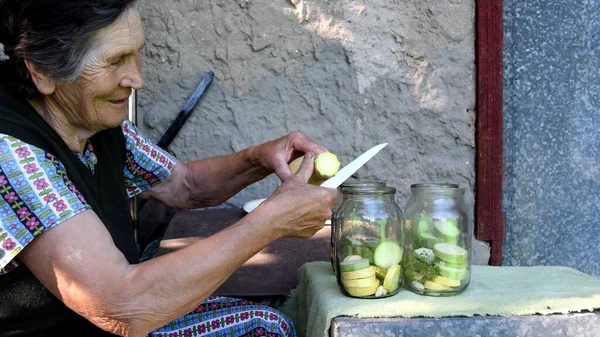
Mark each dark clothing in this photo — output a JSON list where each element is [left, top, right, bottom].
[[0, 86, 137, 336]]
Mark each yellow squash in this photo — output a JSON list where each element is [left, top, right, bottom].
[[289, 151, 340, 185]]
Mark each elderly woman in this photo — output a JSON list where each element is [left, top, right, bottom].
[[0, 1, 339, 336]]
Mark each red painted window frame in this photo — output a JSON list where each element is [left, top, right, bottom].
[[475, 0, 504, 266]]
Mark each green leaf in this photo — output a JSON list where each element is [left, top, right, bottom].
[[15, 228, 28, 239], [29, 172, 44, 180], [0, 185, 13, 194], [33, 226, 45, 236], [38, 209, 52, 219], [38, 188, 53, 197], [10, 201, 24, 209], [18, 157, 35, 165], [58, 210, 73, 219]]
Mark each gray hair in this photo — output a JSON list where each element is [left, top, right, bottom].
[[0, 0, 138, 98]]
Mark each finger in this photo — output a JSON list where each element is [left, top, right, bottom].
[[294, 151, 315, 182], [273, 159, 292, 181], [289, 132, 327, 155]]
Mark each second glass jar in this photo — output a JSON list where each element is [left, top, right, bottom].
[[403, 183, 471, 296], [332, 181, 404, 298]]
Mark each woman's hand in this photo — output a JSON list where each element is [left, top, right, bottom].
[[252, 131, 328, 181], [253, 152, 341, 239]]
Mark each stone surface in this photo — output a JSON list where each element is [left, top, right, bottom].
[[503, 1, 600, 275], [331, 312, 600, 337], [136, 0, 488, 261]]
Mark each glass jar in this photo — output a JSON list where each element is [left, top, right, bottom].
[[402, 183, 471, 296], [330, 180, 387, 277], [332, 181, 404, 298]]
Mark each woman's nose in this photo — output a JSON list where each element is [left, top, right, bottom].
[[120, 59, 145, 90]]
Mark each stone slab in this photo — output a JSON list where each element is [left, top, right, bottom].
[[331, 312, 600, 337]]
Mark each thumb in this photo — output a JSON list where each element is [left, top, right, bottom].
[[294, 152, 315, 182]]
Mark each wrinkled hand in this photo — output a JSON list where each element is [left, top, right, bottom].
[[253, 131, 327, 181], [257, 152, 340, 239]]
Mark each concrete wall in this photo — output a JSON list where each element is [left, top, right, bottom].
[[136, 0, 489, 263], [136, 0, 488, 263], [503, 0, 600, 276]]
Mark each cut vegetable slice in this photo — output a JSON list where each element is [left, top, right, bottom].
[[345, 280, 380, 297], [374, 266, 388, 281], [340, 258, 370, 272], [342, 274, 378, 288], [373, 240, 403, 268], [414, 248, 435, 265], [342, 266, 375, 280], [419, 233, 443, 250], [424, 280, 450, 291], [435, 258, 467, 269], [313, 151, 341, 177], [435, 263, 468, 281], [375, 285, 385, 297], [412, 215, 431, 243], [433, 243, 468, 265], [433, 219, 460, 245], [343, 255, 363, 262], [431, 275, 461, 287], [383, 264, 401, 293]]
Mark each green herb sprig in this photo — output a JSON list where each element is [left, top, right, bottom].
[[402, 252, 441, 281]]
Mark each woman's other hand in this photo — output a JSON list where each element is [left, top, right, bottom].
[[254, 152, 340, 239], [251, 131, 328, 181]]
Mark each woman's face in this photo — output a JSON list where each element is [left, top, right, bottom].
[[50, 9, 145, 133]]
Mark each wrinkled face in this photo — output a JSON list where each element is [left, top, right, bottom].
[[51, 9, 145, 132]]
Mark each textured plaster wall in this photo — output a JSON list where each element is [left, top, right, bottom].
[[503, 1, 600, 276], [136, 0, 488, 262]]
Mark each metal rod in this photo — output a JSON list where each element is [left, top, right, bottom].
[[127, 89, 140, 247]]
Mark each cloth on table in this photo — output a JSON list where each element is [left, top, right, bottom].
[[283, 261, 600, 337]]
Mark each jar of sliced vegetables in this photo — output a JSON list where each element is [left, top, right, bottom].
[[332, 181, 404, 298], [403, 183, 471, 296]]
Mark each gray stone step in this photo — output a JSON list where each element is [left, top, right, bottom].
[[331, 311, 600, 337]]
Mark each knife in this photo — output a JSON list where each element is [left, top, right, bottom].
[[157, 71, 215, 150], [319, 143, 387, 189], [242, 143, 388, 213]]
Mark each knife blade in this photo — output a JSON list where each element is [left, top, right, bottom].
[[320, 143, 388, 189]]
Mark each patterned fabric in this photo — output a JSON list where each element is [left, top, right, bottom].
[[74, 140, 97, 174], [0, 120, 176, 273], [149, 296, 296, 337], [122, 120, 176, 198], [0, 135, 91, 273]]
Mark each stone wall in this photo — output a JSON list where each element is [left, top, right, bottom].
[[136, 0, 488, 263]]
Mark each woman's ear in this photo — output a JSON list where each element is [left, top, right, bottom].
[[24, 60, 56, 95]]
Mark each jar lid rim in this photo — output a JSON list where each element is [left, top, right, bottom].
[[411, 183, 460, 189], [340, 179, 387, 187], [341, 185, 396, 193]]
